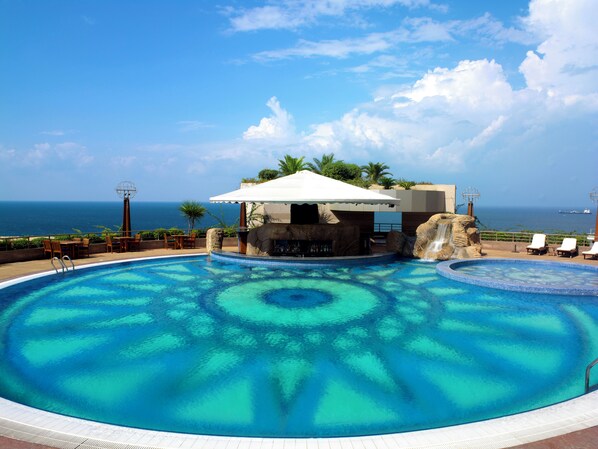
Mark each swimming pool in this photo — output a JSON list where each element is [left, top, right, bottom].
[[0, 255, 597, 438]]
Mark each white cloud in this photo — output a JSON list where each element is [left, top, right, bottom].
[[243, 97, 296, 140], [250, 15, 532, 62], [111, 156, 137, 168], [519, 0, 598, 104], [41, 130, 66, 136], [253, 33, 397, 61], [226, 0, 444, 32], [177, 121, 213, 132], [394, 59, 514, 112], [1, 142, 94, 168]]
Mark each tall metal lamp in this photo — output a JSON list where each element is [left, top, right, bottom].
[[116, 181, 137, 237], [462, 187, 480, 217]]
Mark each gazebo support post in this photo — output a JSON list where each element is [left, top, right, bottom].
[[238, 202, 248, 254]]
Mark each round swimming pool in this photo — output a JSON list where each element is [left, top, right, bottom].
[[0, 255, 597, 438]]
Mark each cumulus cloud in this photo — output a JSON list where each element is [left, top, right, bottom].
[[394, 59, 514, 112], [302, 58, 514, 162], [243, 96, 296, 140], [520, 0, 598, 104], [215, 0, 597, 185]]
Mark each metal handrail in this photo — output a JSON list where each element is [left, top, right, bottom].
[[62, 255, 75, 271], [586, 358, 598, 393], [50, 256, 66, 273], [50, 255, 75, 273]]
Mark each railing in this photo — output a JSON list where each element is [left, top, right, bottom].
[[373, 223, 402, 233], [0, 228, 213, 252], [479, 230, 593, 246]]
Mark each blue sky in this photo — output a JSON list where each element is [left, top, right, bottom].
[[1, 0, 596, 206]]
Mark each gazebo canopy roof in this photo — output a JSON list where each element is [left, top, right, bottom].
[[209, 170, 400, 206]]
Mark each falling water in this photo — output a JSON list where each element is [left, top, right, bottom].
[[423, 221, 453, 260]]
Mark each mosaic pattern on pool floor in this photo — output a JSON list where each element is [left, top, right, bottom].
[[0, 257, 597, 437]]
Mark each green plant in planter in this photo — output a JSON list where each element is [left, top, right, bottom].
[[379, 176, 396, 189], [396, 178, 416, 190]]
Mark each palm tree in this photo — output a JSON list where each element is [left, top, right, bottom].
[[361, 162, 392, 184], [278, 154, 307, 175], [306, 153, 337, 174], [179, 201, 206, 235]]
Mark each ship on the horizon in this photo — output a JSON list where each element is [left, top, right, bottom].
[[558, 208, 592, 214]]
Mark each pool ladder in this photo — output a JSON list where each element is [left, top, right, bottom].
[[586, 357, 598, 393], [51, 255, 75, 273]]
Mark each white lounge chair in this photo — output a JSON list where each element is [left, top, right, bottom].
[[526, 233, 547, 254], [582, 242, 598, 260], [556, 238, 578, 258]]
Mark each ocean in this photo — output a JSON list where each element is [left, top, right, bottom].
[[0, 201, 595, 237]]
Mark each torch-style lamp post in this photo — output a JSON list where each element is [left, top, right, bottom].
[[591, 187, 598, 242], [116, 181, 137, 237], [462, 187, 480, 217]]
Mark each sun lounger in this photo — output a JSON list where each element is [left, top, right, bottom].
[[556, 237, 578, 258], [582, 242, 598, 260], [526, 233, 547, 254]]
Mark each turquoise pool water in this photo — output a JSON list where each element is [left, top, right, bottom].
[[0, 256, 597, 437]]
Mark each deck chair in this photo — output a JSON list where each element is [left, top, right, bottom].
[[582, 242, 598, 260], [51, 240, 74, 259], [128, 233, 142, 251], [106, 235, 121, 253], [43, 239, 53, 258], [164, 234, 176, 249], [79, 238, 91, 257], [556, 238, 578, 258], [182, 235, 196, 249], [526, 233, 547, 255]]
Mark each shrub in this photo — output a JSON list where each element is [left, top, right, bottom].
[[10, 238, 32, 250], [258, 169, 279, 181], [322, 161, 362, 181], [345, 178, 372, 189], [139, 230, 156, 240]]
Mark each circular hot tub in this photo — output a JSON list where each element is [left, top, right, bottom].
[[436, 258, 598, 296]]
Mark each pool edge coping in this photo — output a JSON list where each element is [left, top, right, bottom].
[[1, 254, 597, 449]]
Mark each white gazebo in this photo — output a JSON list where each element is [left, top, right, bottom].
[[210, 171, 400, 256], [210, 170, 400, 206]]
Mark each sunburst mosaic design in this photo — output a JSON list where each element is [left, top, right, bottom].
[[0, 256, 597, 437]]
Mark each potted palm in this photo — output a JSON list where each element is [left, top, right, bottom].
[[179, 201, 206, 238]]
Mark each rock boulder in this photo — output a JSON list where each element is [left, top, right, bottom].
[[413, 213, 482, 260]]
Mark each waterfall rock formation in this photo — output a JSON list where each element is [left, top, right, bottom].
[[206, 228, 224, 254], [413, 213, 482, 260]]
